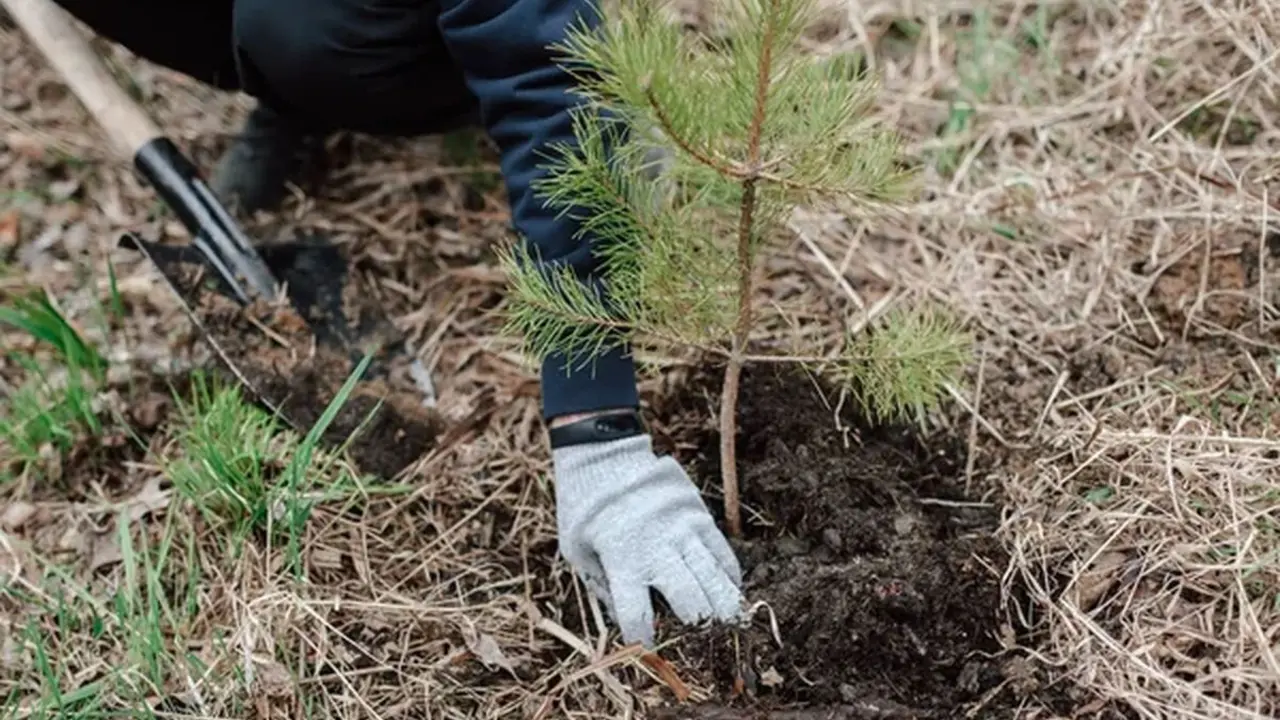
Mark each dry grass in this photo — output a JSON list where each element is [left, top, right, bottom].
[[2, 0, 1279, 719], [775, 1, 1280, 718]]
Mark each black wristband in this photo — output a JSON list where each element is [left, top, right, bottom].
[[548, 410, 646, 450]]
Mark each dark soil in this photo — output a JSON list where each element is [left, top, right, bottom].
[[652, 365, 1075, 719], [133, 236, 444, 479]]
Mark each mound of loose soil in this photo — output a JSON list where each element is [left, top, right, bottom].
[[135, 236, 444, 479], [197, 292, 442, 479], [653, 366, 1070, 719]]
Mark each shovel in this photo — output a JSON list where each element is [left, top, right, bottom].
[[3, 0, 442, 476]]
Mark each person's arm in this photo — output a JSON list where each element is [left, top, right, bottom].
[[435, 0, 638, 423], [436, 0, 744, 649]]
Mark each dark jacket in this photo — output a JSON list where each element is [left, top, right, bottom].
[[48, 0, 636, 421], [439, 0, 638, 420]]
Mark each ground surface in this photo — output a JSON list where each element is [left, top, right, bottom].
[[652, 365, 1083, 719], [3, 2, 1279, 720]]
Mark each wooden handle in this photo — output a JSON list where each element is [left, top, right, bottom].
[[2, 0, 161, 159]]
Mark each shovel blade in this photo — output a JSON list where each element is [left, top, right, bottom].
[[120, 230, 442, 479]]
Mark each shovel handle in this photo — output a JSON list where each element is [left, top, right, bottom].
[[4, 0, 284, 303], [1, 0, 161, 160]]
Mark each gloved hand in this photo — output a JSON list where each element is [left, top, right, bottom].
[[552, 433, 744, 647]]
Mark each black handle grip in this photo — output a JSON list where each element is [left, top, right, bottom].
[[133, 137, 280, 305]]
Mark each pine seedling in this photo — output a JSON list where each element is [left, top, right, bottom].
[[499, 0, 971, 536]]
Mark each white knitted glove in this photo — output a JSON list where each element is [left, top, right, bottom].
[[552, 434, 744, 647]]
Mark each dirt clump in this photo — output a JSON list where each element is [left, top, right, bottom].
[[1148, 247, 1251, 330], [654, 365, 1077, 719]]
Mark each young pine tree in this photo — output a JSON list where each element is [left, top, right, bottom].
[[500, 0, 971, 537]]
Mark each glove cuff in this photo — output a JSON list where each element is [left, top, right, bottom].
[[551, 433, 660, 494], [547, 410, 646, 450]]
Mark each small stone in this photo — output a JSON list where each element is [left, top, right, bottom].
[[839, 683, 858, 702], [893, 514, 916, 536], [776, 537, 810, 557], [822, 528, 842, 550]]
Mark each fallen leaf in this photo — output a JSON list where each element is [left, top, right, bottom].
[[640, 652, 691, 702], [461, 623, 516, 676], [89, 530, 122, 572], [47, 179, 81, 202], [760, 666, 784, 688], [125, 476, 171, 523], [0, 502, 37, 531], [1071, 550, 1128, 610], [86, 478, 172, 574]]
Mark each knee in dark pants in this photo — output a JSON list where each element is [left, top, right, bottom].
[[231, 0, 478, 136], [47, 0, 242, 90]]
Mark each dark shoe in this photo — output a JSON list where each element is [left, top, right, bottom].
[[209, 103, 325, 215]]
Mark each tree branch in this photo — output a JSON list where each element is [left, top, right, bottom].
[[642, 83, 740, 177], [640, 83, 837, 196]]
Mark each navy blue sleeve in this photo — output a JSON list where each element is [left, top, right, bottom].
[[436, 0, 640, 421]]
